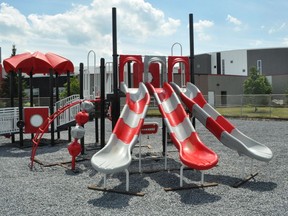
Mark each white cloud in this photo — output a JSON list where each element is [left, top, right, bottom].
[[226, 14, 242, 25], [194, 20, 214, 41], [0, 3, 31, 44], [0, 0, 181, 63]]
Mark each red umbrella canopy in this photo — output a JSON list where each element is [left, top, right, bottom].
[[3, 52, 33, 73], [3, 51, 74, 75], [29, 51, 52, 74], [45, 52, 74, 74]]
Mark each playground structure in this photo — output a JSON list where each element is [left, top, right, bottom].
[[88, 8, 273, 193], [0, 7, 273, 194]]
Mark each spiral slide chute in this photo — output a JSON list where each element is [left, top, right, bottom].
[[146, 82, 218, 171], [170, 82, 273, 162], [90, 82, 150, 193]]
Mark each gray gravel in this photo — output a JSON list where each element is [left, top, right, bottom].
[[0, 118, 287, 216]]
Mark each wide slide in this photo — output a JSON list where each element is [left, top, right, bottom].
[[170, 82, 273, 162], [145, 82, 218, 170], [91, 82, 150, 174]]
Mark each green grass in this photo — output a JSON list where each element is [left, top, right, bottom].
[[147, 106, 288, 119], [216, 106, 288, 119]]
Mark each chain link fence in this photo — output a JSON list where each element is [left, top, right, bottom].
[[1, 94, 288, 119], [214, 94, 288, 119]]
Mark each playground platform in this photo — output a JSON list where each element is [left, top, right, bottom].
[[0, 118, 287, 215]]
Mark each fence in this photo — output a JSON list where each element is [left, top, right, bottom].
[[1, 94, 288, 119], [0, 107, 19, 135], [213, 94, 288, 119]]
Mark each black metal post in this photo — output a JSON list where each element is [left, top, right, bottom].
[[67, 71, 72, 141], [189, 13, 196, 127], [162, 119, 166, 156], [112, 7, 120, 129], [55, 72, 60, 139], [49, 69, 54, 145], [100, 58, 106, 148], [9, 72, 15, 143], [79, 63, 85, 154], [18, 69, 23, 147], [127, 61, 132, 88], [29, 72, 34, 139]]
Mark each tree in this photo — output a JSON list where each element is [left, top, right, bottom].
[[60, 76, 80, 98], [243, 67, 272, 112], [0, 73, 27, 98], [243, 67, 272, 94]]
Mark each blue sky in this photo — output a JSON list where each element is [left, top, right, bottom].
[[1, 0, 288, 65]]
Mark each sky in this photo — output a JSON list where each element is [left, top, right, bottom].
[[1, 0, 288, 67]]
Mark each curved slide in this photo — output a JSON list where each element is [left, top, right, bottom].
[[145, 82, 218, 170], [170, 82, 273, 162], [91, 82, 150, 174]]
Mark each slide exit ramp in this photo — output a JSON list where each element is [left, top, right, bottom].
[[146, 82, 218, 171], [170, 82, 273, 162], [90, 82, 150, 192]]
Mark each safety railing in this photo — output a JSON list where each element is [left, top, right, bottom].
[[0, 107, 19, 135], [55, 95, 80, 128]]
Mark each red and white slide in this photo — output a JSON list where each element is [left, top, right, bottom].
[[90, 82, 150, 191], [170, 82, 273, 162], [146, 82, 218, 171]]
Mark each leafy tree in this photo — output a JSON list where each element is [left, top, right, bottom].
[[60, 76, 80, 98], [243, 67, 272, 111], [243, 67, 272, 94], [0, 73, 27, 98]]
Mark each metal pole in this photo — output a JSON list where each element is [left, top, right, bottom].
[[67, 71, 72, 142], [127, 61, 132, 88], [87, 50, 96, 97], [100, 58, 105, 148], [112, 7, 120, 129], [189, 14, 195, 84], [9, 72, 15, 143], [55, 72, 60, 139], [18, 69, 23, 147], [49, 69, 54, 145], [171, 42, 183, 56], [189, 13, 196, 127], [79, 63, 85, 154], [29, 72, 34, 139]]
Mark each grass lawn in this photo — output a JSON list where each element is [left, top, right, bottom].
[[147, 106, 288, 119]]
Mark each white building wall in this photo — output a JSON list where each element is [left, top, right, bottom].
[[211, 52, 217, 75], [220, 50, 248, 76]]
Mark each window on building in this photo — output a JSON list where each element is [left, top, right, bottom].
[[257, 60, 262, 74], [222, 59, 225, 74]]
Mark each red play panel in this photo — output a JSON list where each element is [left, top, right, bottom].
[[24, 107, 49, 133]]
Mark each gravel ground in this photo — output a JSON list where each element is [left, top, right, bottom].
[[0, 118, 287, 216]]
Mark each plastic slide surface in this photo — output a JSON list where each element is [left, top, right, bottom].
[[145, 82, 218, 170], [170, 82, 273, 162], [91, 82, 150, 174]]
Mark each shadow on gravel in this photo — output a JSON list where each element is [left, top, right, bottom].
[[205, 173, 277, 191], [87, 173, 149, 209], [241, 181, 277, 191], [150, 169, 222, 204], [0, 139, 69, 158]]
